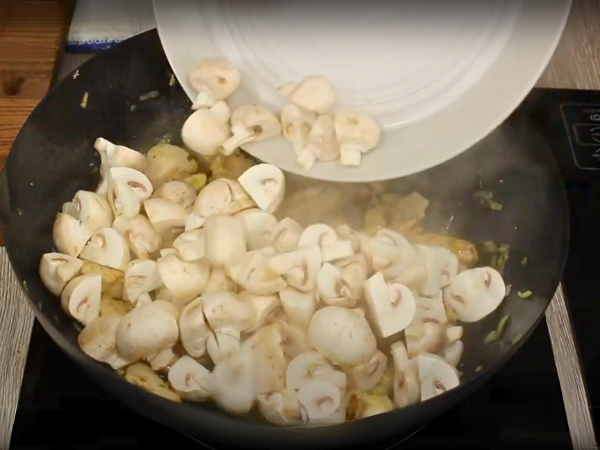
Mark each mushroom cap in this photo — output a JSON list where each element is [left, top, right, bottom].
[[79, 227, 130, 271], [297, 379, 342, 422], [320, 240, 354, 264], [143, 198, 187, 245], [153, 180, 197, 212], [179, 297, 210, 358], [94, 138, 147, 175], [305, 114, 340, 162], [39, 252, 83, 296], [364, 272, 417, 338], [207, 329, 241, 363], [194, 178, 255, 218], [156, 253, 210, 305], [203, 268, 238, 294], [143, 143, 198, 189], [271, 218, 303, 254], [123, 259, 163, 303], [308, 306, 377, 366], [228, 250, 287, 296], [247, 324, 287, 394], [272, 316, 314, 358], [148, 347, 178, 372], [115, 302, 179, 361], [298, 224, 338, 248], [280, 104, 317, 155], [53, 213, 91, 257], [172, 228, 206, 262], [238, 164, 285, 214], [212, 341, 256, 414], [417, 353, 460, 401], [203, 214, 247, 269], [62, 190, 113, 234], [106, 167, 154, 219], [182, 102, 232, 157], [257, 388, 302, 425], [317, 263, 356, 308], [269, 246, 321, 293], [168, 355, 214, 401], [231, 105, 282, 141], [348, 350, 388, 390], [202, 291, 255, 332], [236, 209, 278, 251], [334, 109, 381, 154], [286, 350, 347, 391], [188, 58, 241, 104], [443, 266, 505, 323], [279, 288, 316, 329], [61, 274, 102, 325], [239, 290, 280, 332], [286, 75, 336, 114], [415, 244, 459, 297], [112, 214, 162, 259], [78, 315, 122, 363]]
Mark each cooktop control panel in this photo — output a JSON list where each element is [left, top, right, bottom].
[[560, 102, 600, 170]]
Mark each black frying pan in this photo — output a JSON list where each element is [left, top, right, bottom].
[[0, 30, 569, 450]]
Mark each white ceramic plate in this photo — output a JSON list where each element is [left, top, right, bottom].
[[154, 0, 571, 182]]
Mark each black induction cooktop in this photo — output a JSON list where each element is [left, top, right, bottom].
[[12, 87, 600, 449]]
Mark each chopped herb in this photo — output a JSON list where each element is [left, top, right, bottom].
[[496, 245, 510, 274], [484, 315, 510, 344], [22, 280, 29, 294], [139, 90, 160, 101], [484, 330, 499, 344], [489, 201, 503, 211], [473, 190, 494, 201], [17, 207, 23, 216], [91, 167, 99, 174], [474, 190, 503, 211], [307, 363, 316, 372], [481, 240, 498, 253], [497, 315, 510, 335], [518, 290, 533, 299], [81, 91, 89, 108], [511, 333, 523, 345], [521, 256, 528, 266], [475, 365, 483, 372]]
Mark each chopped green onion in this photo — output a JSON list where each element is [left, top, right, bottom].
[[475, 365, 483, 373], [511, 334, 523, 345], [489, 201, 503, 211], [473, 190, 494, 201], [485, 315, 510, 345], [139, 90, 160, 101], [521, 256, 528, 266], [22, 280, 29, 294], [80, 92, 89, 108], [518, 290, 533, 299], [91, 166, 99, 174], [484, 330, 499, 344]]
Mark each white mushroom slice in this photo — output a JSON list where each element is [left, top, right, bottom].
[[335, 225, 362, 253], [284, 75, 336, 114], [236, 209, 278, 251], [185, 213, 205, 232], [94, 138, 147, 175], [443, 267, 506, 323], [212, 341, 255, 414], [112, 214, 162, 259], [78, 315, 124, 365], [188, 58, 241, 109], [182, 102, 231, 157], [106, 167, 153, 219], [334, 254, 368, 300], [268, 246, 321, 292], [53, 213, 92, 257], [298, 224, 338, 248], [124, 259, 163, 304], [443, 340, 464, 367], [296, 149, 318, 171], [304, 114, 340, 163], [202, 291, 255, 336], [348, 350, 387, 390], [308, 306, 376, 366], [317, 263, 356, 308], [203, 214, 247, 269], [115, 302, 179, 362], [156, 254, 210, 306], [204, 268, 237, 294], [272, 218, 303, 254], [124, 363, 181, 402], [172, 229, 206, 262], [257, 388, 302, 425], [272, 316, 314, 358], [62, 190, 113, 235], [79, 227, 130, 272], [152, 180, 197, 213], [390, 341, 420, 408], [247, 324, 287, 394], [159, 248, 179, 258], [143, 198, 187, 245], [334, 110, 381, 167], [297, 380, 341, 422], [39, 253, 83, 296], [364, 272, 417, 338], [238, 164, 285, 214], [221, 105, 282, 155], [239, 291, 279, 332], [418, 353, 460, 401], [61, 274, 102, 325], [286, 351, 346, 391], [405, 295, 448, 357], [179, 298, 210, 358], [207, 329, 241, 363], [228, 250, 287, 296], [280, 104, 317, 155], [168, 356, 214, 401], [155, 286, 172, 303], [415, 244, 459, 297], [149, 347, 178, 372], [96, 178, 109, 197], [194, 178, 255, 219], [320, 240, 354, 263], [446, 326, 463, 344], [279, 288, 316, 329], [348, 390, 394, 420]]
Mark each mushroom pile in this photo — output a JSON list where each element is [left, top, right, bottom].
[[182, 59, 382, 171], [38, 59, 508, 427]]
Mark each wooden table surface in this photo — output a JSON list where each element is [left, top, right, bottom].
[[2, 0, 600, 448]]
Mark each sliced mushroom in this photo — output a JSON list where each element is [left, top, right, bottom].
[[143, 198, 187, 245], [179, 297, 210, 358], [39, 253, 83, 296], [172, 228, 206, 262], [303, 114, 340, 168], [415, 244, 459, 297], [257, 388, 302, 425], [236, 209, 278, 251], [279, 288, 316, 329], [115, 302, 179, 362], [94, 137, 147, 175], [156, 253, 210, 306], [298, 224, 338, 248], [168, 355, 214, 401], [123, 259, 163, 304], [78, 315, 128, 368], [280, 104, 317, 155], [348, 350, 387, 390], [221, 105, 282, 155], [286, 351, 346, 391], [320, 240, 354, 263], [206, 329, 241, 363], [152, 180, 197, 213], [79, 227, 130, 271], [443, 267, 506, 323], [182, 102, 231, 157], [443, 340, 464, 367], [106, 167, 154, 219], [347, 390, 394, 420], [334, 254, 368, 299], [185, 213, 205, 232], [53, 213, 93, 257], [272, 315, 314, 358], [143, 144, 198, 189], [148, 347, 178, 372], [272, 218, 303, 253], [188, 58, 241, 109], [247, 324, 287, 394], [268, 246, 321, 292], [100, 296, 133, 318], [405, 295, 448, 358], [203, 214, 247, 269], [204, 268, 238, 294], [238, 164, 285, 214], [112, 214, 162, 259], [317, 263, 360, 308], [308, 306, 376, 366], [239, 290, 280, 332], [364, 272, 417, 338], [61, 274, 102, 325], [80, 259, 124, 298], [446, 326, 463, 344], [334, 110, 381, 167], [228, 250, 287, 296], [212, 341, 256, 413], [124, 363, 181, 402], [283, 75, 336, 114], [193, 178, 255, 221], [335, 225, 363, 253], [297, 380, 341, 422], [390, 340, 420, 408], [418, 353, 460, 401], [202, 291, 255, 334], [62, 190, 113, 235], [96, 178, 109, 197]]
